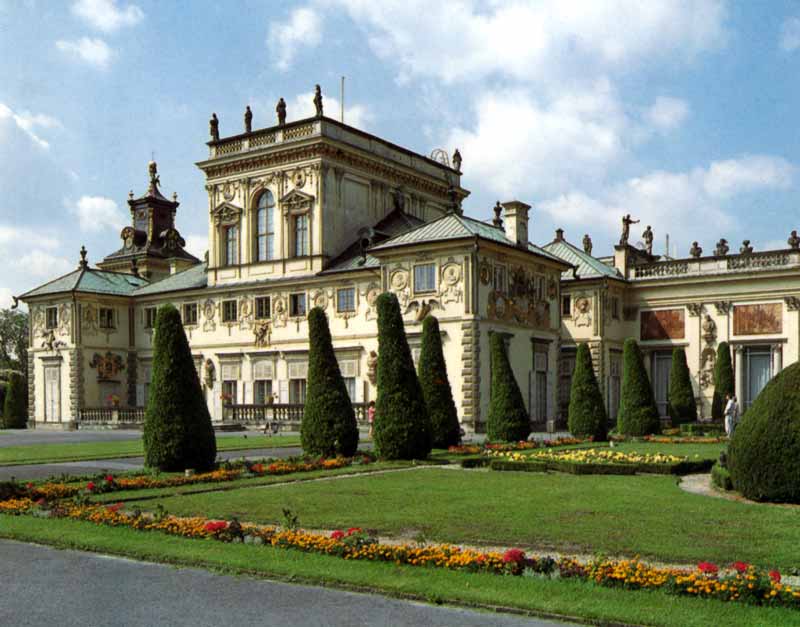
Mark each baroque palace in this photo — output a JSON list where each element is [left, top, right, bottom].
[[19, 92, 800, 431]]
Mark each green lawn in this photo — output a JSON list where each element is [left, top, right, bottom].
[[1, 515, 797, 627], [128, 467, 800, 570], [0, 434, 301, 466], [609, 441, 726, 460]]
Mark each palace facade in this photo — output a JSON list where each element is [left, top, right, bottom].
[[19, 103, 800, 431]]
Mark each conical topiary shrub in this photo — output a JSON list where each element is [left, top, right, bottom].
[[3, 373, 27, 429], [711, 342, 734, 422], [301, 307, 359, 457], [143, 304, 216, 471], [617, 339, 660, 436], [668, 347, 696, 425], [728, 361, 800, 502], [487, 333, 530, 442], [417, 315, 460, 448], [373, 292, 431, 460], [567, 343, 607, 441]]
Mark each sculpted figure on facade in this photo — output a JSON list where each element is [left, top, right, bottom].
[[254, 321, 271, 348], [311, 289, 328, 310], [41, 329, 65, 351], [364, 284, 381, 320], [740, 240, 754, 254], [276, 98, 286, 126], [202, 298, 216, 332], [788, 230, 800, 250], [574, 297, 592, 327], [272, 297, 288, 327], [689, 241, 703, 258], [452, 148, 462, 172], [715, 238, 729, 256], [204, 358, 215, 390], [239, 298, 253, 330], [389, 269, 410, 310], [642, 225, 654, 255], [366, 350, 378, 385], [478, 258, 491, 285], [582, 234, 592, 255], [439, 263, 463, 304], [702, 314, 717, 344], [244, 106, 252, 134], [209, 113, 219, 141], [313, 85, 323, 117], [620, 214, 639, 246], [89, 352, 125, 382]]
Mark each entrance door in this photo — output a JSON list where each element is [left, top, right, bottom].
[[652, 351, 672, 417], [44, 366, 60, 422], [745, 347, 771, 410], [530, 350, 548, 422]]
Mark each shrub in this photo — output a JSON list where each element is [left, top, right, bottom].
[[143, 304, 216, 471], [3, 372, 27, 429], [373, 293, 431, 460], [487, 333, 530, 442], [711, 463, 733, 491], [417, 316, 460, 448], [728, 361, 800, 503], [711, 342, 734, 421], [567, 343, 608, 441], [301, 307, 359, 457], [616, 339, 660, 436], [668, 347, 696, 425]]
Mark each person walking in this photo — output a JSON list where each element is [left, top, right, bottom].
[[367, 400, 376, 439]]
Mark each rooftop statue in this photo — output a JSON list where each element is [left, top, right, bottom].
[[788, 229, 800, 250], [582, 234, 592, 255], [209, 113, 219, 141], [244, 106, 252, 133], [313, 85, 323, 117], [452, 148, 462, 171], [642, 225, 654, 255], [689, 241, 703, 258], [619, 214, 639, 246], [276, 98, 287, 126]]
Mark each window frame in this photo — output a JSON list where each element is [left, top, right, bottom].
[[222, 299, 238, 323], [182, 303, 198, 326], [255, 191, 276, 262], [492, 264, 507, 293], [413, 262, 437, 294], [45, 306, 58, 330], [289, 293, 307, 318], [224, 224, 239, 266], [293, 214, 309, 258], [561, 295, 571, 317], [336, 287, 356, 313], [99, 307, 115, 330], [255, 296, 272, 320], [144, 307, 157, 330]]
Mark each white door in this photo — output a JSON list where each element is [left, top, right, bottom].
[[45, 367, 60, 422]]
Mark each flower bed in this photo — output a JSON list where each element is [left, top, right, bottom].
[[485, 448, 713, 475], [447, 437, 591, 456], [0, 496, 796, 609]]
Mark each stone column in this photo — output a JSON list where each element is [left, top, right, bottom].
[[734, 345, 745, 399], [771, 343, 783, 376]]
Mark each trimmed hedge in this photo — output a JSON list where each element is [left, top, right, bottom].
[[3, 372, 27, 429], [417, 316, 461, 448], [711, 463, 734, 491], [486, 333, 530, 442], [711, 342, 734, 422], [301, 307, 359, 457], [487, 458, 712, 476], [616, 339, 660, 436], [728, 361, 800, 503], [373, 293, 431, 460], [567, 343, 608, 441], [143, 304, 216, 472], [680, 422, 725, 436], [668, 347, 696, 425], [459, 456, 489, 469]]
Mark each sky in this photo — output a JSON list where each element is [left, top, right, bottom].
[[2, 0, 800, 308]]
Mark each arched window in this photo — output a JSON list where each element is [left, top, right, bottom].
[[225, 225, 238, 266], [255, 191, 275, 261]]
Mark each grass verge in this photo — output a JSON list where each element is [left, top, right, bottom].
[[0, 515, 797, 627], [0, 434, 301, 466]]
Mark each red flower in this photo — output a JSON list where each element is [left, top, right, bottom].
[[769, 570, 781, 583], [106, 502, 124, 512], [35, 498, 46, 506], [697, 562, 718, 575], [732, 561, 749, 573], [105, 475, 114, 483], [503, 548, 526, 564], [330, 530, 344, 540], [345, 527, 362, 537], [86, 482, 96, 492], [25, 482, 33, 490], [203, 521, 228, 533]]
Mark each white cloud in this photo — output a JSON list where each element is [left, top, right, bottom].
[[539, 155, 794, 255], [0, 224, 71, 302], [289, 92, 372, 128], [290, 0, 727, 84], [56, 37, 113, 69], [184, 233, 208, 260], [781, 16, 800, 52], [68, 196, 124, 232], [268, 7, 322, 71], [446, 81, 631, 197], [0, 103, 61, 149], [71, 0, 143, 32], [646, 96, 690, 131]]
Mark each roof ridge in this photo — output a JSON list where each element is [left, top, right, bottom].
[[18, 267, 82, 299]]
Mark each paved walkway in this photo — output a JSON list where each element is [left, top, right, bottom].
[[0, 429, 146, 447], [0, 540, 577, 627]]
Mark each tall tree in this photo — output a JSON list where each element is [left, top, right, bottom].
[[487, 333, 530, 442], [143, 304, 216, 471], [712, 342, 734, 422], [373, 292, 431, 460], [417, 315, 460, 448], [567, 343, 608, 441], [668, 347, 697, 425], [617, 339, 661, 436], [301, 307, 359, 457], [0, 309, 28, 372], [2, 372, 27, 429]]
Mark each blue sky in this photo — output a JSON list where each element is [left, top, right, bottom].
[[2, 0, 800, 307]]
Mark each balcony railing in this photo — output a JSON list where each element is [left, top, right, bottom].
[[210, 120, 320, 159], [632, 249, 800, 281], [226, 402, 369, 425], [79, 407, 145, 424]]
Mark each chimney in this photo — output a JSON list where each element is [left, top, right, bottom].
[[555, 228, 564, 242], [501, 200, 531, 247]]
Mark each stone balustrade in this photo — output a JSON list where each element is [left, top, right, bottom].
[[632, 249, 800, 281]]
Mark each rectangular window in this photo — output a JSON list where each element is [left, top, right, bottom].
[[561, 295, 571, 317], [611, 297, 620, 320], [182, 303, 198, 326], [289, 379, 307, 404], [493, 265, 506, 293], [336, 288, 355, 312], [225, 225, 238, 266], [414, 263, 436, 293], [46, 306, 58, 330], [294, 214, 308, 257], [289, 293, 306, 317], [255, 296, 271, 320], [343, 377, 356, 401], [99, 307, 114, 330], [144, 307, 157, 329], [222, 380, 237, 405], [222, 300, 238, 323], [254, 379, 273, 405]]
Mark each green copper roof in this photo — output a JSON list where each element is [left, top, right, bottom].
[[369, 212, 566, 265], [20, 268, 150, 299], [133, 262, 208, 296], [543, 238, 622, 281]]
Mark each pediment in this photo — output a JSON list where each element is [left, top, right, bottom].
[[280, 189, 315, 214], [212, 202, 243, 226]]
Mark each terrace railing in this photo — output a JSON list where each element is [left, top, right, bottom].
[[78, 407, 145, 425], [226, 402, 369, 425]]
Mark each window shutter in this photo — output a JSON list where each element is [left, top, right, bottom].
[[221, 363, 240, 380], [288, 361, 307, 379], [278, 380, 289, 403], [338, 360, 357, 378], [253, 360, 274, 380], [535, 352, 548, 372]]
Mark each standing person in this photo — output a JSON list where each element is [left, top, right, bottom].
[[731, 395, 740, 436], [724, 393, 736, 437], [367, 400, 376, 439]]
